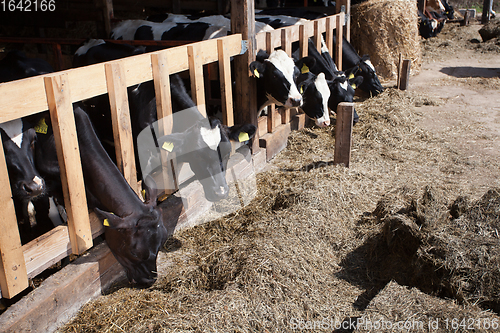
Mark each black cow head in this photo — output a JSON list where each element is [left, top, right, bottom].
[[296, 71, 331, 127], [154, 117, 256, 202], [0, 119, 45, 201], [348, 55, 384, 96], [250, 49, 307, 109], [327, 74, 363, 125], [95, 177, 168, 286]]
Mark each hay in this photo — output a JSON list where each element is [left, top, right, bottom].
[[358, 186, 500, 313], [360, 281, 500, 332], [351, 0, 422, 80]]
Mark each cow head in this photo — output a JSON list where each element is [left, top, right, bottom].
[[348, 55, 384, 96], [296, 71, 331, 127], [140, 116, 256, 202], [250, 49, 306, 109], [0, 119, 45, 201], [95, 177, 168, 286], [327, 74, 363, 125]]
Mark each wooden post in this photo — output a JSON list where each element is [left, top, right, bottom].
[[218, 39, 234, 127], [188, 44, 207, 117], [313, 20, 322, 53], [102, 0, 114, 38], [231, 0, 259, 152], [334, 102, 354, 167], [104, 62, 139, 195], [336, 0, 351, 42], [399, 59, 411, 91], [44, 74, 93, 255], [325, 16, 334, 57], [151, 52, 178, 195], [280, 28, 292, 125], [482, 0, 493, 24], [299, 24, 308, 58], [266, 31, 276, 134], [335, 13, 344, 71], [0, 145, 29, 298], [397, 53, 403, 90]]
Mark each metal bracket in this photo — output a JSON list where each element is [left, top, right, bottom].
[[240, 40, 249, 55]]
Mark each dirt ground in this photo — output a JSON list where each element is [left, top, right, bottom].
[[58, 20, 500, 333]]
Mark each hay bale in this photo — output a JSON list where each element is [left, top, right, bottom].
[[359, 281, 500, 332], [351, 0, 422, 80], [479, 18, 500, 42]]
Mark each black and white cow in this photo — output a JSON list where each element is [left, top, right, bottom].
[[331, 34, 384, 97], [73, 39, 145, 68], [250, 49, 307, 112], [0, 51, 57, 241], [73, 40, 257, 202]]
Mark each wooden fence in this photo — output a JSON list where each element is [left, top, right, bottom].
[[0, 12, 347, 301]]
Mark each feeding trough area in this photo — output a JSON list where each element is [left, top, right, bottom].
[[1, 0, 500, 331]]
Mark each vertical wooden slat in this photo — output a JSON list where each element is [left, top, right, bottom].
[[314, 20, 322, 53], [44, 74, 93, 255], [335, 12, 344, 71], [326, 16, 335, 57], [280, 28, 292, 125], [334, 102, 354, 167], [397, 53, 403, 90], [187, 44, 207, 117], [231, 0, 258, 152], [0, 145, 28, 298], [299, 24, 308, 59], [399, 59, 411, 91], [151, 52, 178, 195], [336, 0, 351, 41], [266, 32, 276, 134], [104, 62, 139, 195], [218, 39, 234, 127]]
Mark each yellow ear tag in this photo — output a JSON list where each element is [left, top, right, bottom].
[[300, 85, 304, 94], [141, 189, 146, 200], [301, 64, 309, 74], [162, 141, 174, 152], [348, 73, 355, 80], [103, 212, 114, 227], [34, 118, 48, 134], [351, 84, 357, 89], [238, 132, 250, 142], [253, 69, 260, 78]]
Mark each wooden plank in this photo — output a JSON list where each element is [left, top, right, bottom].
[[299, 24, 308, 58], [187, 44, 207, 117], [104, 62, 139, 195], [397, 53, 403, 90], [151, 52, 178, 195], [23, 214, 103, 279], [336, 13, 344, 71], [259, 123, 292, 162], [281, 28, 292, 57], [325, 16, 335, 57], [0, 144, 29, 299], [313, 20, 324, 53], [336, 0, 351, 41], [231, 0, 259, 152], [44, 74, 93, 255], [258, 116, 268, 138], [265, 32, 277, 134], [280, 107, 291, 125], [399, 59, 411, 91], [0, 243, 124, 333], [0, 77, 49, 123], [334, 102, 354, 167], [218, 38, 235, 127]]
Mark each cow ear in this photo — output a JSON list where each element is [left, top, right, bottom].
[[157, 132, 185, 154], [249, 61, 265, 79], [142, 175, 158, 207], [94, 208, 133, 229], [295, 56, 316, 74], [225, 123, 257, 143]]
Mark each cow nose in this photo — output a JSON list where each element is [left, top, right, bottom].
[[290, 98, 302, 107], [22, 179, 44, 196]]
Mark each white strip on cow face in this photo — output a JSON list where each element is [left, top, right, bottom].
[[340, 81, 348, 91], [314, 73, 331, 127], [75, 39, 106, 56], [200, 126, 221, 151], [364, 59, 376, 72], [266, 50, 302, 104], [0, 119, 23, 148]]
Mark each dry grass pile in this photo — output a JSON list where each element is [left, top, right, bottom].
[[359, 281, 500, 333], [356, 186, 500, 314], [351, 0, 422, 79]]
